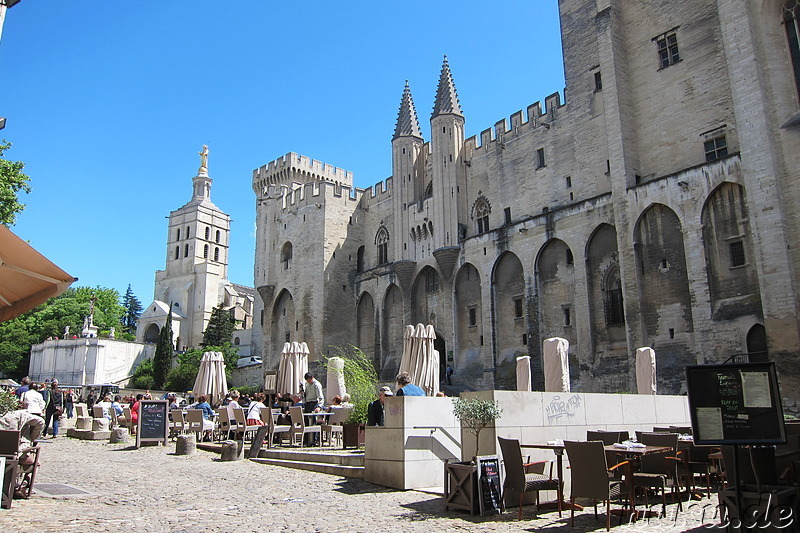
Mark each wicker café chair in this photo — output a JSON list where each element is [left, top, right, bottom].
[[633, 432, 684, 516], [497, 437, 561, 519], [564, 440, 630, 531]]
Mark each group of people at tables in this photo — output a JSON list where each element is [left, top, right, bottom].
[[174, 372, 353, 442]]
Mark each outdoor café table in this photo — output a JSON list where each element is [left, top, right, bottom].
[[603, 443, 673, 520], [520, 442, 569, 513]]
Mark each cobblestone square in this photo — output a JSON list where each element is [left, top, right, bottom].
[[0, 436, 725, 533]]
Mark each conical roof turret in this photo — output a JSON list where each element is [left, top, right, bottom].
[[432, 55, 463, 118], [393, 80, 423, 140]]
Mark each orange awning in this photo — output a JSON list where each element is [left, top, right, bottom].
[[0, 225, 77, 322]]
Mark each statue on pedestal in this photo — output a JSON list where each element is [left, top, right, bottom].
[[199, 145, 209, 171]]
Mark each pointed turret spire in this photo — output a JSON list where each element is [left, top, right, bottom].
[[393, 80, 423, 140], [432, 55, 463, 118]]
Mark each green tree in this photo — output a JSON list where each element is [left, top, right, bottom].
[[152, 308, 174, 389], [201, 305, 236, 347], [130, 358, 155, 390], [165, 343, 238, 393], [121, 284, 143, 336], [0, 317, 33, 377], [0, 141, 31, 226]]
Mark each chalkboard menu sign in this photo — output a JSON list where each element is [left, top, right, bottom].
[[686, 362, 786, 445], [475, 455, 502, 516], [136, 400, 169, 448]]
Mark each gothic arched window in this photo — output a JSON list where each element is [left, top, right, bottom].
[[216, 230, 221, 244], [214, 247, 220, 262], [203, 244, 209, 258], [472, 195, 491, 234], [785, 1, 800, 98], [174, 246, 179, 260], [375, 226, 390, 266], [205, 227, 210, 240]]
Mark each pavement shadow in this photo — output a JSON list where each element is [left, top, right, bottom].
[[332, 479, 401, 495]]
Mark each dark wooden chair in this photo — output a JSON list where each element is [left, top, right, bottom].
[[0, 429, 40, 502], [497, 436, 561, 519]]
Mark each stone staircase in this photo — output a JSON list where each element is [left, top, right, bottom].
[[196, 442, 365, 478], [250, 448, 365, 478]]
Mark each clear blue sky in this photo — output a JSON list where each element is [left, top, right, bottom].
[[1, 1, 565, 306]]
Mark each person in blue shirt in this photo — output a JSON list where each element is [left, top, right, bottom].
[[395, 371, 425, 396], [195, 395, 216, 441]]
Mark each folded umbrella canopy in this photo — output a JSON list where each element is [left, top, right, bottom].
[[398, 324, 438, 396], [192, 351, 228, 407], [276, 341, 310, 397], [0, 225, 77, 323]]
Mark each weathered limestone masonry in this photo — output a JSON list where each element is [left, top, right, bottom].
[[251, 0, 800, 408]]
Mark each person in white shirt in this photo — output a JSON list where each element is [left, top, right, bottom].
[[22, 383, 45, 417]]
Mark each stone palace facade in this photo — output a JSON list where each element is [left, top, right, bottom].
[[250, 0, 800, 397]]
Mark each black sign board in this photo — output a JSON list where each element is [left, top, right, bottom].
[[686, 362, 786, 445], [475, 454, 502, 516], [136, 400, 169, 448]]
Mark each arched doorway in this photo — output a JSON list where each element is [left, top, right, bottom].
[[144, 323, 160, 343], [746, 324, 768, 362]]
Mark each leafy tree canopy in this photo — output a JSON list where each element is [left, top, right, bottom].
[[164, 343, 238, 393], [0, 141, 31, 226]]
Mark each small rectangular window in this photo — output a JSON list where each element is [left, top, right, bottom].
[[565, 176, 572, 188], [536, 148, 546, 169], [704, 135, 728, 162], [729, 241, 746, 267], [504, 207, 511, 225], [594, 71, 603, 91], [468, 307, 477, 327], [563, 307, 571, 326], [522, 334, 528, 346], [513, 297, 524, 319], [655, 31, 680, 69]]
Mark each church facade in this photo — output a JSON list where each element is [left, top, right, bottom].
[[250, 0, 800, 398]]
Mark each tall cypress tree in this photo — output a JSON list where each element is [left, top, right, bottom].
[[152, 307, 174, 389], [121, 284, 143, 335]]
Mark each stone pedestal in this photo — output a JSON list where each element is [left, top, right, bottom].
[[76, 417, 92, 430], [220, 440, 243, 461], [175, 434, 196, 456], [92, 418, 109, 432], [109, 428, 129, 444]]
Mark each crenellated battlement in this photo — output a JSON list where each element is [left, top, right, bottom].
[[252, 152, 354, 198], [464, 91, 566, 153]]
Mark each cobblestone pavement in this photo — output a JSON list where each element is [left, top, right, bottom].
[[0, 436, 725, 533]]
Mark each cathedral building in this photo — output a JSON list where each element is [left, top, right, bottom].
[[138, 148, 254, 355], [250, 0, 800, 399]]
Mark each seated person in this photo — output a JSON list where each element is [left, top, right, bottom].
[[395, 371, 425, 396], [97, 394, 114, 419], [0, 400, 44, 451], [194, 395, 216, 441], [340, 393, 353, 408], [246, 393, 268, 426], [367, 387, 393, 426]]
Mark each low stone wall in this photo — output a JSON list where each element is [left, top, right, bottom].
[[364, 391, 690, 491]]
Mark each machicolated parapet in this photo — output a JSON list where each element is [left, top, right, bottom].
[[252, 152, 355, 198]]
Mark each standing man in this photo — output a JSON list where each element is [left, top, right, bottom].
[[15, 377, 30, 398], [367, 386, 393, 426], [302, 372, 324, 445], [303, 372, 324, 413]]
